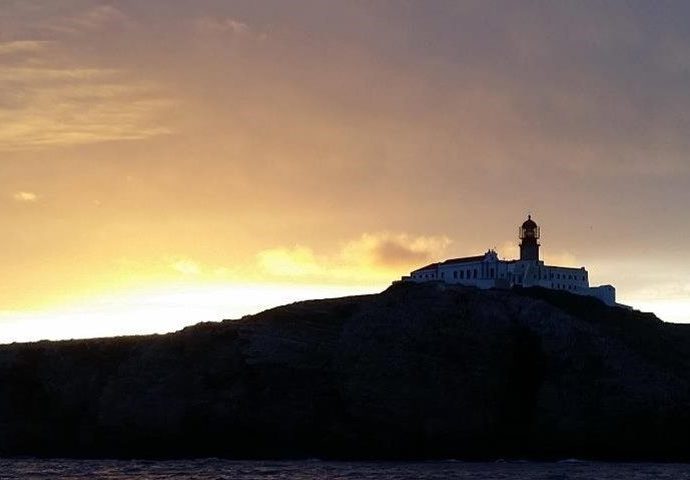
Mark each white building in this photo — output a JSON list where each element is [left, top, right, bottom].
[[400, 216, 616, 306]]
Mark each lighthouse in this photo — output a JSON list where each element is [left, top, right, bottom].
[[519, 215, 540, 261], [401, 214, 616, 306]]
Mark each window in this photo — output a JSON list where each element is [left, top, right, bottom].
[[490, 268, 495, 278], [474, 269, 478, 279], [453, 271, 457, 279], [460, 270, 464, 279], [441, 272, 445, 279]]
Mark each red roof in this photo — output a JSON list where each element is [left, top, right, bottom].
[[411, 254, 486, 273], [413, 262, 440, 272], [440, 255, 486, 265]]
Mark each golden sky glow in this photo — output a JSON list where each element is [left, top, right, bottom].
[[2, 1, 690, 342]]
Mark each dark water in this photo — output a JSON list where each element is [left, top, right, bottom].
[[1, 459, 689, 480]]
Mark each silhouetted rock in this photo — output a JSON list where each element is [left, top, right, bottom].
[[1, 282, 689, 460]]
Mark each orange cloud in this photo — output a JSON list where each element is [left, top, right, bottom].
[[194, 17, 252, 36], [170, 258, 202, 276], [256, 246, 322, 277], [256, 233, 451, 283], [12, 191, 38, 202], [0, 49, 174, 149], [0, 41, 51, 56], [46, 5, 129, 36]]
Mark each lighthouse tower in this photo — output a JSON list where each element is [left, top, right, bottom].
[[519, 215, 540, 261]]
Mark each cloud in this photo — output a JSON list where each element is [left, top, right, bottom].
[[341, 233, 452, 268], [170, 258, 202, 276], [256, 233, 451, 283], [0, 41, 51, 56], [370, 239, 429, 266], [193, 16, 268, 44], [256, 246, 322, 277], [0, 66, 119, 82], [12, 191, 38, 202], [0, 41, 174, 150], [46, 5, 129, 36], [195, 17, 251, 36]]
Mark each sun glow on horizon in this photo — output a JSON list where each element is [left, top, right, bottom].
[[624, 298, 690, 325], [1, 273, 689, 345], [0, 282, 382, 345]]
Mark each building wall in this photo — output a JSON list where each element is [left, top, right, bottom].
[[589, 285, 616, 306], [541, 266, 589, 292], [407, 254, 615, 306]]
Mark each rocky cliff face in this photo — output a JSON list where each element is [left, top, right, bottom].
[[1, 283, 689, 460]]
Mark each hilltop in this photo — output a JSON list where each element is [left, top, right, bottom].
[[1, 282, 689, 460]]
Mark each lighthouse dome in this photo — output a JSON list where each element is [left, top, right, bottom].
[[522, 215, 538, 229], [519, 215, 540, 246]]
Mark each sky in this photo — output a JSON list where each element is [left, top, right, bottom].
[[2, 1, 690, 342]]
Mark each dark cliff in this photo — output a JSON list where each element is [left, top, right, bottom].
[[1, 282, 689, 460]]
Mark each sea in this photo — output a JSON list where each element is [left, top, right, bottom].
[[0, 459, 689, 480]]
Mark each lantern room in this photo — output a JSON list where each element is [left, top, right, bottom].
[[519, 215, 540, 261]]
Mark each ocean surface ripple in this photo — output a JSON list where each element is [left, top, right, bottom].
[[0, 459, 689, 480]]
